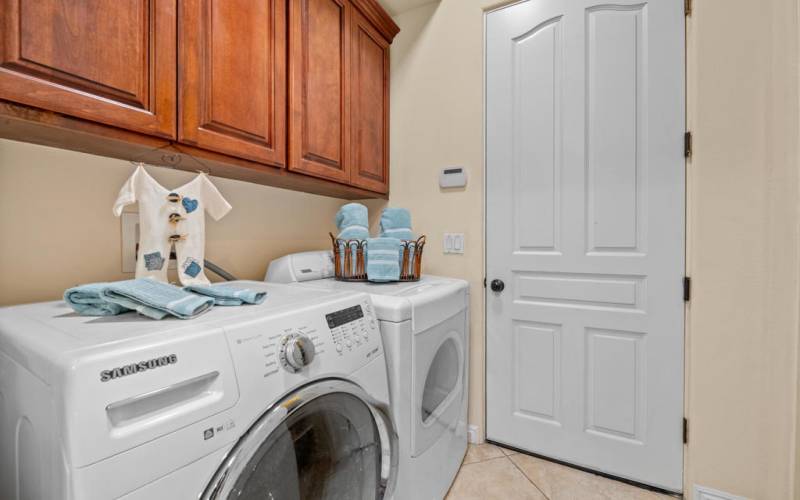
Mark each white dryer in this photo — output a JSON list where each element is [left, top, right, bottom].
[[268, 256, 470, 500], [0, 281, 396, 500]]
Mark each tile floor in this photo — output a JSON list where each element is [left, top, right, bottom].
[[445, 443, 680, 500]]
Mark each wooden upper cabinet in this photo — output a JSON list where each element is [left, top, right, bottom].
[[179, 0, 286, 167], [349, 7, 390, 193], [0, 0, 176, 138], [288, 0, 351, 183]]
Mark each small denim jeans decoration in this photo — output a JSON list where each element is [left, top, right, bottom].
[[183, 258, 202, 278], [143, 251, 165, 271]]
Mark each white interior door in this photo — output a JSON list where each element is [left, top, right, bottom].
[[485, 0, 685, 492]]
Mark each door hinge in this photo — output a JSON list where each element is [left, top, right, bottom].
[[684, 131, 692, 158], [683, 276, 691, 302], [684, 0, 691, 16], [683, 418, 688, 443]]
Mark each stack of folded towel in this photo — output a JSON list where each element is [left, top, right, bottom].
[[64, 279, 266, 320], [100, 279, 214, 320], [331, 205, 417, 282]]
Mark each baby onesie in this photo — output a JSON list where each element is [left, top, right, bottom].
[[113, 164, 232, 286]]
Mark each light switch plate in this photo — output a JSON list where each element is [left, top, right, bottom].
[[443, 233, 465, 254]]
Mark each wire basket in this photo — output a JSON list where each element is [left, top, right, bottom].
[[330, 233, 426, 282]]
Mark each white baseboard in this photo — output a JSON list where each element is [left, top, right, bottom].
[[467, 424, 480, 444], [693, 485, 748, 500]]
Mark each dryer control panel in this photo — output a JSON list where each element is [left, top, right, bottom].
[[326, 302, 378, 355]]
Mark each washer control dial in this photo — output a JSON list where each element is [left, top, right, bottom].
[[279, 333, 316, 373]]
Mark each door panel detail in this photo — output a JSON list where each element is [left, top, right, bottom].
[[586, 5, 648, 254], [512, 17, 563, 254], [513, 321, 562, 425], [585, 328, 645, 442]]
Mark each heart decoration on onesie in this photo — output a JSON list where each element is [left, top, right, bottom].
[[182, 197, 199, 213]]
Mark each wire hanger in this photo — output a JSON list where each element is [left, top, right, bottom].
[[129, 143, 212, 175]]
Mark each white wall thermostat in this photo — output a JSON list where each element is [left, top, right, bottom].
[[439, 167, 468, 188]]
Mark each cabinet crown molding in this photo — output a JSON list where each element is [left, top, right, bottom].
[[351, 0, 400, 41]]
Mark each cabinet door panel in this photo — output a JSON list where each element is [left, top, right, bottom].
[[350, 8, 389, 193], [289, 0, 350, 183], [0, 0, 176, 138], [179, 0, 286, 166]]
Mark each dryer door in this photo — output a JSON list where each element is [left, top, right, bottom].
[[412, 310, 468, 457], [202, 380, 395, 500]]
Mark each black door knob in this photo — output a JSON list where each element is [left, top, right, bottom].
[[490, 279, 505, 292]]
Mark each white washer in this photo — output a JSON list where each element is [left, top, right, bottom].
[[268, 256, 470, 500], [0, 281, 396, 500]]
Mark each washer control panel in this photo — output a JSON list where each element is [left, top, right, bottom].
[[226, 293, 381, 386], [326, 302, 377, 355]]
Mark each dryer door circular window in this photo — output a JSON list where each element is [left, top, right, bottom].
[[203, 380, 395, 500]]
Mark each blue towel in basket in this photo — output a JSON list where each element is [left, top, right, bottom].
[[336, 203, 370, 240], [336, 203, 370, 272], [185, 284, 266, 306], [367, 238, 401, 282], [380, 208, 414, 241], [101, 279, 214, 320]]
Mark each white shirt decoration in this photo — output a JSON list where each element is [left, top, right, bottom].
[[113, 164, 232, 285]]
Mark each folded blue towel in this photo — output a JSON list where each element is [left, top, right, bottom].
[[336, 203, 370, 241], [101, 279, 214, 320], [380, 208, 414, 241], [64, 283, 129, 316], [366, 238, 401, 282], [185, 284, 267, 306], [336, 203, 370, 272]]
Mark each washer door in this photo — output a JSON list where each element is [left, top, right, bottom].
[[412, 311, 467, 457], [203, 380, 395, 500]]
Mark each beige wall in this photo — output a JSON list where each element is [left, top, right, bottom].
[[389, 0, 800, 498], [0, 139, 385, 306], [686, 0, 800, 498], [389, 0, 489, 436]]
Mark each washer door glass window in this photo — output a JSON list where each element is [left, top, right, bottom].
[[205, 383, 390, 500]]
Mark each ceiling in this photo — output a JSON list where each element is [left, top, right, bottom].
[[378, 0, 439, 16]]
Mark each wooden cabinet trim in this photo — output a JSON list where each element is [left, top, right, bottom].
[[179, 0, 287, 167], [0, 0, 177, 138], [288, 0, 352, 183], [0, 100, 386, 199], [350, 0, 400, 42], [349, 8, 390, 193], [0, 0, 398, 198]]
